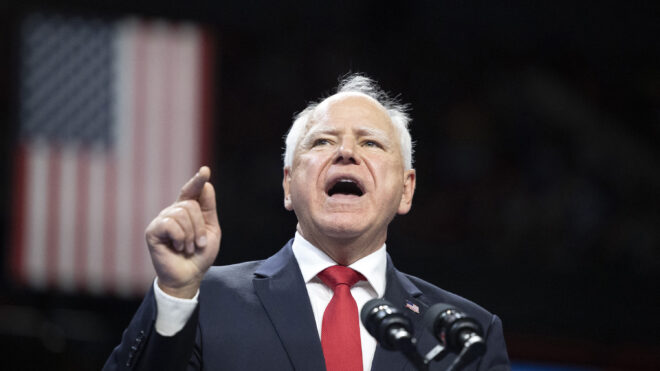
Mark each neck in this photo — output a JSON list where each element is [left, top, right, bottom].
[[296, 224, 386, 265]]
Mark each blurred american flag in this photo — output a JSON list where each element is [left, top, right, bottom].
[[10, 13, 214, 296]]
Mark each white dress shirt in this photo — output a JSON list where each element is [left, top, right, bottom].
[[291, 232, 387, 371], [153, 232, 387, 371]]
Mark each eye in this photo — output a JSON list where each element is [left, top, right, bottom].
[[312, 138, 332, 147], [362, 140, 383, 149]]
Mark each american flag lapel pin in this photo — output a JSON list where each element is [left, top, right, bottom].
[[405, 300, 420, 314]]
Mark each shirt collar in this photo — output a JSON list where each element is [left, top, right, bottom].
[[291, 231, 387, 298]]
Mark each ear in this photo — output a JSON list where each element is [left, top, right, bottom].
[[397, 169, 416, 215], [283, 166, 294, 211]]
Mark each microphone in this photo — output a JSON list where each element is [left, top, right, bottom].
[[422, 303, 486, 365], [361, 299, 427, 370], [361, 298, 415, 351]]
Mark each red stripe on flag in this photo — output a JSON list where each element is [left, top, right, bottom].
[[161, 26, 175, 220], [74, 150, 90, 290], [103, 159, 117, 294], [10, 144, 28, 285], [199, 29, 215, 167]]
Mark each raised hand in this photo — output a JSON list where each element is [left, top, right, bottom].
[[145, 166, 221, 298]]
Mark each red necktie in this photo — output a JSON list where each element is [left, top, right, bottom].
[[317, 265, 366, 371]]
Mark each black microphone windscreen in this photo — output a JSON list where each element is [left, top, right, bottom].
[[360, 298, 392, 336], [422, 303, 454, 334]]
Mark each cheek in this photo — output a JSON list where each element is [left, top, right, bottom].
[[375, 165, 405, 195], [296, 155, 328, 179], [371, 156, 402, 178], [290, 165, 321, 201]]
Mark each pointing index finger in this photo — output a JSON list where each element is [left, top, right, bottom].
[[177, 166, 211, 202]]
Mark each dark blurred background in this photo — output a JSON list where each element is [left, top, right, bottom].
[[1, 1, 659, 370]]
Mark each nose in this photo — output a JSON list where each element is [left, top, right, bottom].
[[334, 138, 360, 165]]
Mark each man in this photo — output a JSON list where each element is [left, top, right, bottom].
[[104, 75, 510, 370]]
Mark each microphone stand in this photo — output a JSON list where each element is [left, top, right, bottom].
[[390, 331, 484, 371], [418, 332, 485, 371], [387, 327, 429, 371]]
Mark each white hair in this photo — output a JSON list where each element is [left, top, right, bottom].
[[283, 74, 414, 170]]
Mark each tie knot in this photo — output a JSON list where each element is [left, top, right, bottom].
[[318, 265, 365, 289]]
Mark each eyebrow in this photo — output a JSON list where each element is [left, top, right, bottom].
[[354, 127, 391, 144], [304, 126, 339, 138], [305, 125, 392, 144]]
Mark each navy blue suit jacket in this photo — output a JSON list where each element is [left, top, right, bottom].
[[104, 240, 510, 370]]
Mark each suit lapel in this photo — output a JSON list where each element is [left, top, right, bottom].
[[253, 242, 326, 371], [370, 256, 429, 371]]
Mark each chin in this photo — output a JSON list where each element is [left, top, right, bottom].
[[317, 217, 368, 239]]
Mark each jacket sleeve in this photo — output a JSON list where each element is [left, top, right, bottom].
[[102, 286, 201, 371]]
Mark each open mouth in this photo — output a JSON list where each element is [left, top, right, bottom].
[[326, 178, 364, 197]]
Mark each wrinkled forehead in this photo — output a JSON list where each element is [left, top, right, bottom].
[[305, 92, 393, 135]]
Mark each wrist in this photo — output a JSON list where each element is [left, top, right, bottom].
[[156, 277, 201, 299]]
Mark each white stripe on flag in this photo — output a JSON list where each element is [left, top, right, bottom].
[[56, 144, 78, 292], [85, 145, 107, 294], [25, 141, 50, 289]]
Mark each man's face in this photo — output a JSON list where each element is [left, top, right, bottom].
[[283, 93, 415, 247]]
